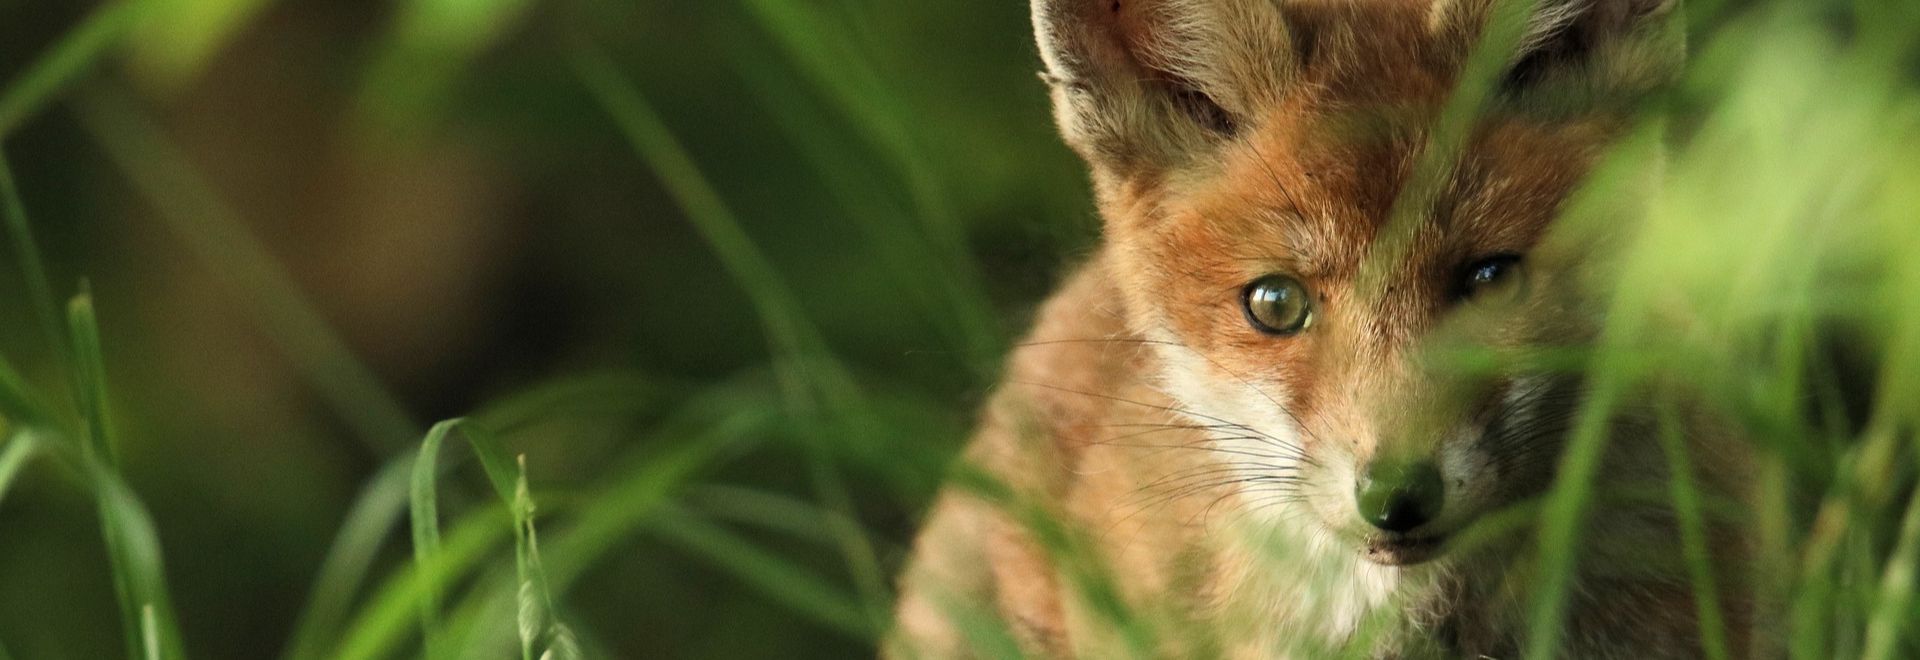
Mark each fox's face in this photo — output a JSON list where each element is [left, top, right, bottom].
[[1036, 0, 1682, 565]]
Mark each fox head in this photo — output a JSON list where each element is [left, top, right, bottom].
[[1035, 0, 1683, 566]]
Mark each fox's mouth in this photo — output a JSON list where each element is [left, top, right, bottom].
[[1361, 533, 1446, 566]]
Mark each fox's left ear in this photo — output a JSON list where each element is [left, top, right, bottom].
[[1031, 0, 1296, 178], [1442, 0, 1686, 102]]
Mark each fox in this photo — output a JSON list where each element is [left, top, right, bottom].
[[890, 0, 1758, 658]]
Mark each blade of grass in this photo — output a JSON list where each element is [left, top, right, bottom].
[[69, 87, 459, 660], [1654, 400, 1731, 660], [734, 0, 1004, 367], [67, 290, 117, 465], [572, 39, 894, 635], [347, 409, 757, 660], [1791, 422, 1907, 659], [470, 372, 668, 436], [1860, 330, 1920, 660], [409, 418, 521, 659], [1521, 368, 1628, 657], [333, 505, 515, 660], [721, 43, 996, 369], [438, 397, 776, 657], [282, 373, 667, 660], [689, 484, 877, 548], [510, 453, 569, 660], [1358, 0, 1544, 295], [1521, 122, 1672, 659], [939, 463, 1158, 657], [140, 604, 160, 660], [409, 425, 453, 659], [352, 0, 534, 143], [278, 457, 413, 660], [0, 0, 148, 137], [123, 0, 277, 93], [63, 290, 188, 660], [0, 150, 64, 357], [0, 353, 50, 427], [538, 407, 769, 593], [0, 430, 42, 510], [512, 458, 539, 660], [71, 86, 417, 452], [568, 40, 826, 402], [90, 463, 188, 660], [649, 507, 871, 639]]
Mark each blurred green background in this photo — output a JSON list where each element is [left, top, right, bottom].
[[3, 0, 1919, 659], [0, 1, 1098, 657]]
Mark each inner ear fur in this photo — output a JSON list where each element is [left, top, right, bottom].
[[1437, 0, 1686, 101], [1032, 0, 1297, 175]]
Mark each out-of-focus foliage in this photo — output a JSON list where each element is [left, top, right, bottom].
[[0, 0, 1915, 658]]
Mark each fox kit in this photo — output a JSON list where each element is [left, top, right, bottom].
[[895, 0, 1752, 657]]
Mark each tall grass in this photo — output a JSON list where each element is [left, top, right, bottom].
[[0, 0, 1916, 658]]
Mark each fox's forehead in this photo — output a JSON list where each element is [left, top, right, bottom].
[[1166, 107, 1611, 282], [1278, 1, 1476, 106], [1128, 1, 1628, 276]]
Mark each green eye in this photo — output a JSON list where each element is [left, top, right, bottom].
[[1243, 275, 1314, 335], [1461, 255, 1525, 301]]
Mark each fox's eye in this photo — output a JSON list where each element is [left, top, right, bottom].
[[1243, 275, 1314, 335], [1461, 255, 1525, 301]]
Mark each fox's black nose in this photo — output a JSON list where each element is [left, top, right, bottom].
[[1356, 460, 1444, 533]]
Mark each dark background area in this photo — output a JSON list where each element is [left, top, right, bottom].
[[0, 1, 1095, 657]]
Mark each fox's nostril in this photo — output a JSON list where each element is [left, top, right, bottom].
[[1356, 461, 1444, 534]]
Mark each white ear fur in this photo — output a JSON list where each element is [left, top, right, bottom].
[[1032, 0, 1294, 174]]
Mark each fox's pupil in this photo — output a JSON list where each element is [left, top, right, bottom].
[[1461, 255, 1525, 301], [1243, 275, 1313, 335]]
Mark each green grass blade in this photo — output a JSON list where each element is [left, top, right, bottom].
[[90, 463, 189, 660], [513, 459, 539, 660], [649, 508, 871, 639], [510, 454, 565, 660], [0, 430, 43, 511], [60, 290, 187, 659], [568, 40, 823, 389], [1861, 479, 1920, 660], [71, 87, 418, 452], [334, 506, 514, 660], [690, 485, 876, 548], [67, 290, 118, 466], [279, 458, 411, 660], [1521, 376, 1625, 658], [353, 0, 534, 142], [409, 422, 457, 659], [435, 390, 779, 656], [572, 40, 895, 632], [123, 0, 276, 92], [734, 0, 1004, 366], [409, 418, 525, 659], [470, 372, 668, 437], [1655, 401, 1731, 660], [540, 408, 768, 592], [1359, 0, 1545, 294], [281, 376, 656, 660], [140, 604, 160, 660], [0, 0, 147, 137], [0, 353, 50, 427], [354, 404, 756, 660], [0, 150, 64, 357]]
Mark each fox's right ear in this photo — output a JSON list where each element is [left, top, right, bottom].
[[1032, 0, 1295, 177]]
